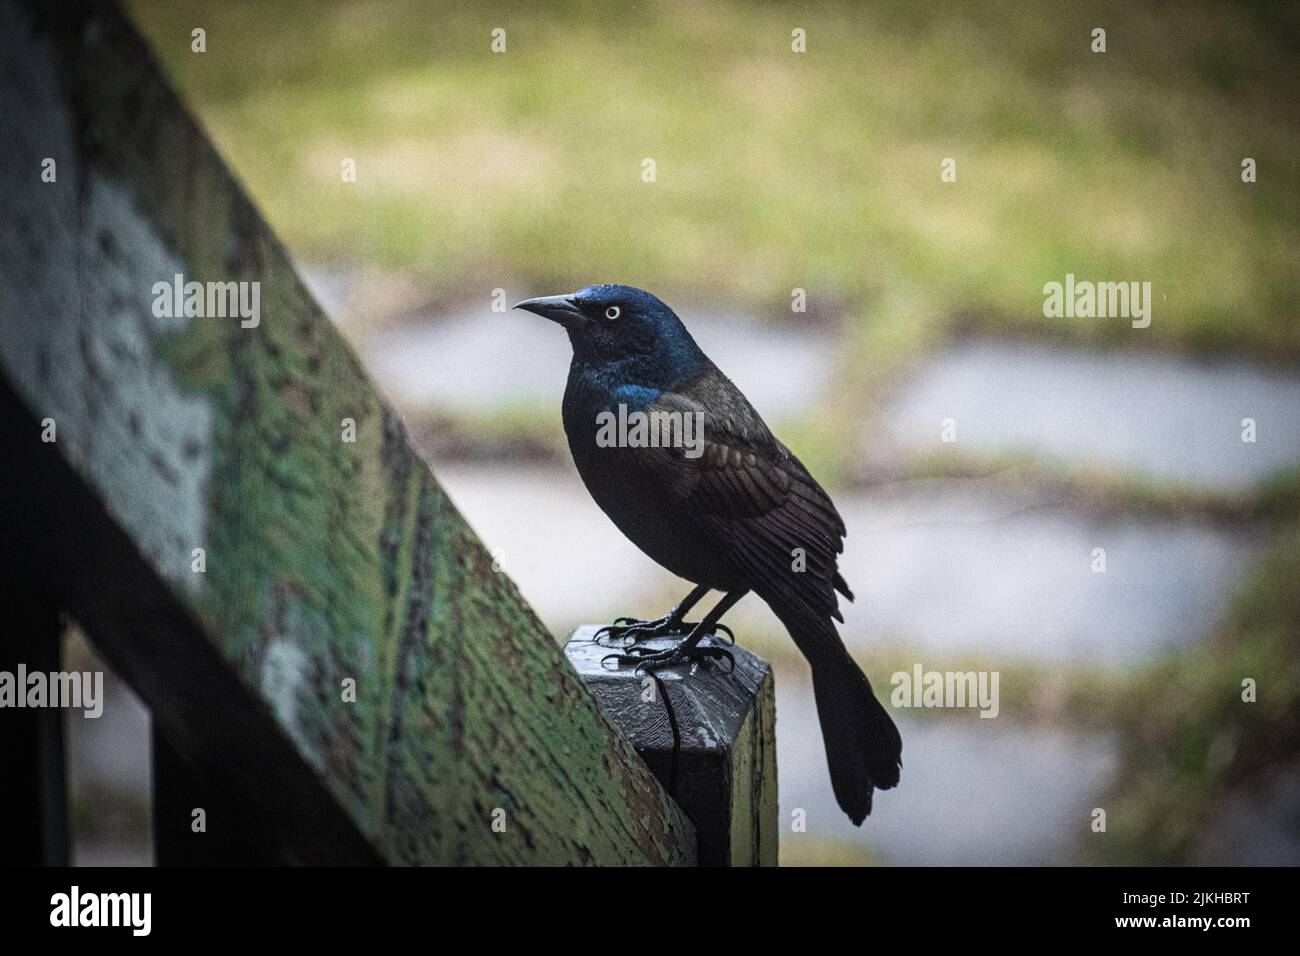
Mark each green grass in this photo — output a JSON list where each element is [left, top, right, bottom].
[[401, 401, 571, 464], [1084, 520, 1300, 864], [780, 836, 881, 867], [128, 0, 1300, 361], [899, 454, 1300, 524]]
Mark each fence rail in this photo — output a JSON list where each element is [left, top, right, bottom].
[[0, 0, 708, 866]]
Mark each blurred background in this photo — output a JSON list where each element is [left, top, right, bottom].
[[68, 0, 1300, 865]]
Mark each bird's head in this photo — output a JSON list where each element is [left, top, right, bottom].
[[514, 284, 706, 384]]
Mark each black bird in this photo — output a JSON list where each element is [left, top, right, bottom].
[[515, 284, 901, 824]]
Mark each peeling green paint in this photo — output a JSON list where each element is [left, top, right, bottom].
[[3, 0, 695, 866]]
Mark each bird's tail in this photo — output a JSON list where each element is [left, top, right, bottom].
[[810, 653, 901, 824], [774, 606, 902, 825]]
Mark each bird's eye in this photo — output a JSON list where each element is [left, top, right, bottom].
[[604, 305, 621, 320]]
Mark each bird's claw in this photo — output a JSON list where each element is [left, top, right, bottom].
[[710, 623, 735, 645], [592, 613, 693, 647], [600, 641, 735, 675], [591, 624, 635, 647]]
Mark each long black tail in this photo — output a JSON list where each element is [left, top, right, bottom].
[[773, 605, 902, 825]]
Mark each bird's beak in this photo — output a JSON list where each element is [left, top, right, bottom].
[[513, 293, 584, 327]]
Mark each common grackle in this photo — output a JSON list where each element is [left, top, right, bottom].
[[516, 284, 901, 824]]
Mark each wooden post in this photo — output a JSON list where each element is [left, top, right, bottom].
[[0, 0, 695, 865], [0, 563, 69, 866], [566, 627, 778, 866]]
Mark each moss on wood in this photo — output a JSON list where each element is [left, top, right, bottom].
[[0, 0, 694, 865]]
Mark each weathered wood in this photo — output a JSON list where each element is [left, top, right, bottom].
[[566, 627, 778, 866], [0, 0, 695, 865]]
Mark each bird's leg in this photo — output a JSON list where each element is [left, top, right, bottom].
[[605, 590, 747, 672], [592, 583, 723, 647]]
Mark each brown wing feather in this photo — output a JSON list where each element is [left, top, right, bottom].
[[638, 389, 852, 619]]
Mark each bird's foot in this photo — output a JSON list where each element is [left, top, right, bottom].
[[601, 637, 735, 674], [592, 614, 732, 648]]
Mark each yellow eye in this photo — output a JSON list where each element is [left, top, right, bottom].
[[604, 305, 621, 320]]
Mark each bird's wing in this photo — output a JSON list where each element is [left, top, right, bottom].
[[640, 383, 852, 621]]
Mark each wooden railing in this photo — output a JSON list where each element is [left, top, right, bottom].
[[0, 0, 775, 866]]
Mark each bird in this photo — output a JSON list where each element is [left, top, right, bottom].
[[515, 284, 901, 824]]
